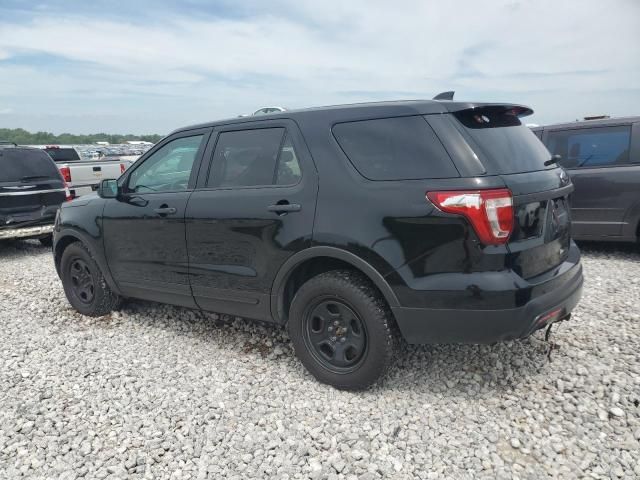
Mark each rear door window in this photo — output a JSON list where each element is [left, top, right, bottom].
[[452, 108, 553, 174], [207, 128, 302, 187], [332, 116, 458, 180], [545, 126, 631, 168], [0, 149, 61, 183]]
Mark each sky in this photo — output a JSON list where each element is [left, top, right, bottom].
[[0, 0, 638, 135]]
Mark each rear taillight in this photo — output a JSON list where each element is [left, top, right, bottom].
[[64, 183, 73, 201], [427, 188, 514, 245], [120, 163, 126, 175], [59, 165, 71, 183]]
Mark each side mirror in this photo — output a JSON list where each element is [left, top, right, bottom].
[[97, 179, 119, 198]]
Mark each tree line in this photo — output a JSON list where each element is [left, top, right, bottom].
[[0, 128, 163, 145]]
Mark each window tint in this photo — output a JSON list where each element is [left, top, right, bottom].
[[0, 149, 61, 183], [128, 135, 203, 193], [545, 126, 631, 168], [332, 116, 458, 180], [44, 148, 81, 162], [275, 134, 302, 185], [453, 108, 553, 174], [208, 128, 287, 187]]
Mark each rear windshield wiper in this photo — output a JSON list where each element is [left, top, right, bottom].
[[544, 154, 562, 167]]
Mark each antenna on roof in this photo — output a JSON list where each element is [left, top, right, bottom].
[[433, 91, 455, 101]]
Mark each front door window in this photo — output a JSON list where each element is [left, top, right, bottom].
[[128, 135, 204, 193]]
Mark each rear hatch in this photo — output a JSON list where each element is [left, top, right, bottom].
[[446, 106, 573, 279], [0, 148, 67, 228]]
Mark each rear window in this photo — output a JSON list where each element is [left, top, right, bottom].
[[44, 148, 81, 162], [0, 149, 61, 183], [453, 107, 553, 174], [332, 116, 458, 180], [545, 126, 631, 168]]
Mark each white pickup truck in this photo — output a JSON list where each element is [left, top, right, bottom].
[[42, 146, 135, 198]]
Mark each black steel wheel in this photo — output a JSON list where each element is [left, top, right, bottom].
[[68, 257, 95, 304], [303, 298, 368, 373], [289, 269, 396, 390]]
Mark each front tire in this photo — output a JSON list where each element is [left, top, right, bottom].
[[288, 270, 396, 390], [60, 242, 120, 316]]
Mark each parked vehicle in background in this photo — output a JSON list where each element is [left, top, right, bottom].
[[53, 99, 583, 389], [43, 145, 134, 198], [0, 145, 69, 245], [532, 116, 640, 243], [253, 106, 287, 115]]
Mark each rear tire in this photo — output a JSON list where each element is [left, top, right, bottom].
[[288, 270, 396, 390], [60, 242, 120, 317], [39, 235, 53, 247]]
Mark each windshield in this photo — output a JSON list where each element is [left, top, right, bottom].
[[453, 107, 553, 174], [45, 148, 81, 162], [0, 149, 62, 183]]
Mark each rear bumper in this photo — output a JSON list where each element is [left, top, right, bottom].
[[391, 243, 584, 344], [66, 183, 97, 198], [0, 223, 54, 240]]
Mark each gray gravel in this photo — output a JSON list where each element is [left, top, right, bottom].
[[0, 240, 639, 479]]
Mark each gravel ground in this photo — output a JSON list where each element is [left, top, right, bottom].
[[0, 240, 639, 480]]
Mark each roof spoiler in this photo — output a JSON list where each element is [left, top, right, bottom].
[[433, 91, 455, 101]]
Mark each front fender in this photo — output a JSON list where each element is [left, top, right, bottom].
[[52, 197, 122, 296]]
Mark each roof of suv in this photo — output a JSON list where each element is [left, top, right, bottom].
[[175, 99, 533, 134], [531, 116, 640, 131]]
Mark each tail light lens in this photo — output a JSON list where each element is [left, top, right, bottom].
[[64, 183, 73, 201], [59, 165, 71, 183], [427, 188, 514, 245], [120, 163, 126, 175]]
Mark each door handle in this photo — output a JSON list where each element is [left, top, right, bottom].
[[267, 202, 301, 214], [154, 206, 177, 215]]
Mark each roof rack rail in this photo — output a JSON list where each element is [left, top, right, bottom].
[[433, 91, 455, 101], [0, 140, 18, 147]]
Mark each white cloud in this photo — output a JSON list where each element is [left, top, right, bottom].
[[0, 0, 638, 132]]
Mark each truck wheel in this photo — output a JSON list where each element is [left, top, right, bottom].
[[39, 235, 53, 247], [288, 270, 396, 390], [60, 242, 120, 317]]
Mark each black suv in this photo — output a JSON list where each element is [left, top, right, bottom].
[[53, 100, 583, 389], [1, 145, 69, 245], [532, 116, 640, 243]]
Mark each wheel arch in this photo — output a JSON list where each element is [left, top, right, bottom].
[[270, 246, 400, 325], [54, 228, 123, 296]]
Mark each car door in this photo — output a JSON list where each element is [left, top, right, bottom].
[[186, 120, 318, 321], [544, 124, 633, 239], [103, 129, 210, 307]]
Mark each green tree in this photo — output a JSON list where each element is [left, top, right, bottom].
[[0, 128, 164, 145]]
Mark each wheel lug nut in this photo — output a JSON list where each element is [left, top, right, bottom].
[[331, 336, 336, 342], [328, 326, 333, 331], [340, 338, 346, 343], [334, 321, 339, 326]]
